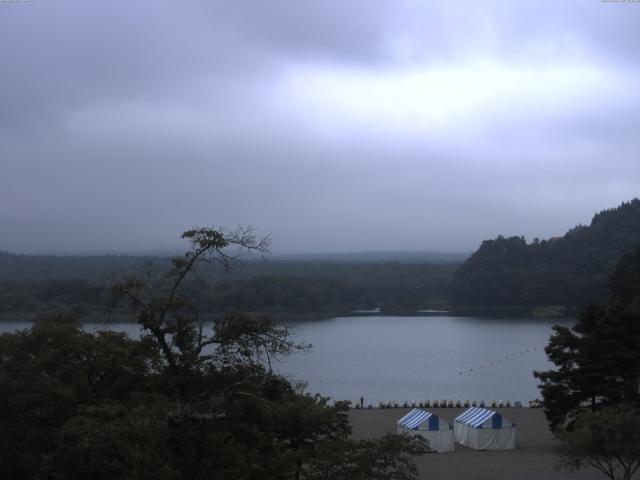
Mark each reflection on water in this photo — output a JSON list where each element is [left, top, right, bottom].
[[0, 315, 570, 405]]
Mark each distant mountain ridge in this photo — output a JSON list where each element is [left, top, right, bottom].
[[0, 251, 151, 282], [271, 251, 468, 263], [0, 250, 458, 318], [0, 249, 467, 283], [450, 199, 640, 307]]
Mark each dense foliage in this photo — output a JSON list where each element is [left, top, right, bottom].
[[534, 245, 640, 431], [557, 406, 640, 480], [0, 228, 428, 480], [0, 251, 149, 282], [210, 276, 374, 313], [0, 256, 457, 318], [450, 199, 640, 307]]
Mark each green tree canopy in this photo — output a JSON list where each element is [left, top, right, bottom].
[[0, 227, 428, 480], [557, 406, 640, 480], [451, 199, 640, 307], [534, 245, 640, 431]]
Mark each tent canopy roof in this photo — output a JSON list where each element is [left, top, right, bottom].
[[455, 407, 512, 429], [397, 409, 440, 430]]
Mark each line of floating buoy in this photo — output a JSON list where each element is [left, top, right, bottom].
[[362, 399, 543, 409], [457, 346, 540, 376]]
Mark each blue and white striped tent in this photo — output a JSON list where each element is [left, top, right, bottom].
[[454, 407, 517, 450], [397, 409, 454, 452]]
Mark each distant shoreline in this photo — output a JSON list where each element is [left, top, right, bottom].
[[0, 305, 576, 323]]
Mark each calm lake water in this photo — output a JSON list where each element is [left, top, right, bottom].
[[0, 315, 569, 405]]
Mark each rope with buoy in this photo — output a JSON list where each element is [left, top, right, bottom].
[[457, 346, 540, 376]]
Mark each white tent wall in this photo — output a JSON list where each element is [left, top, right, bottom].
[[453, 408, 518, 450], [396, 409, 455, 453], [454, 422, 517, 450]]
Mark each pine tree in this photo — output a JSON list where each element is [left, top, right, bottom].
[[534, 245, 640, 431]]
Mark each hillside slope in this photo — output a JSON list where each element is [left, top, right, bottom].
[[450, 199, 640, 307]]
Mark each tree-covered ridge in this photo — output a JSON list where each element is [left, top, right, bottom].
[[210, 276, 374, 313], [0, 260, 457, 319], [534, 244, 640, 431], [0, 227, 428, 479], [534, 245, 640, 479], [450, 199, 640, 307], [0, 251, 150, 282]]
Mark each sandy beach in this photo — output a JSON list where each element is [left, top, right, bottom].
[[349, 408, 608, 480]]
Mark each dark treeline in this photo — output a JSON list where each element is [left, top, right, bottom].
[[211, 276, 374, 313], [532, 244, 640, 479], [6, 199, 639, 317], [535, 243, 640, 430], [210, 262, 455, 314], [0, 228, 428, 480], [0, 254, 458, 318], [0, 279, 102, 317], [0, 251, 149, 282], [450, 199, 640, 308]]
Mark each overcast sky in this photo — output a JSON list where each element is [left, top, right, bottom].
[[1, 0, 639, 254]]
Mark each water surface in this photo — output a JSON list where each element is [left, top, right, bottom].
[[275, 315, 565, 405], [1, 315, 567, 405]]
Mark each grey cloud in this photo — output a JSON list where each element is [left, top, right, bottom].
[[1, 1, 640, 254]]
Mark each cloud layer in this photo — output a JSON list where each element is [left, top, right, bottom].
[[1, 0, 639, 253]]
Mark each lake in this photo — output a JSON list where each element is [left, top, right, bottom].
[[0, 315, 569, 406]]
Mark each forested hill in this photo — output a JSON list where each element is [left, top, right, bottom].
[[0, 251, 148, 282], [450, 199, 640, 307], [0, 251, 458, 318]]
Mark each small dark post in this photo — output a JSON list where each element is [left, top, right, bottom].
[[360, 396, 364, 408]]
